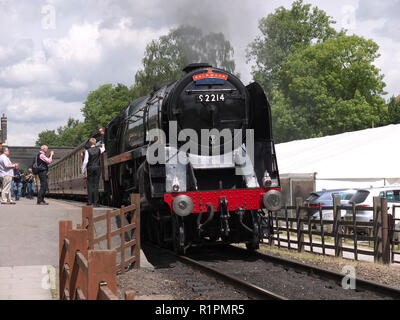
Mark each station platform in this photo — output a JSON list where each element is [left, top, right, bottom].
[[0, 197, 153, 300]]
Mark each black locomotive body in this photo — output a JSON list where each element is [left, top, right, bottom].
[[48, 63, 281, 253]]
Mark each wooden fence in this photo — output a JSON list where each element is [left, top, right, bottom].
[[59, 221, 134, 300], [265, 196, 396, 264], [79, 194, 140, 273]]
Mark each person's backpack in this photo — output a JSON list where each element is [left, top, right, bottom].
[[32, 153, 40, 174]]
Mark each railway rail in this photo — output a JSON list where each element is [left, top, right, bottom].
[[171, 244, 400, 300], [227, 245, 400, 300]]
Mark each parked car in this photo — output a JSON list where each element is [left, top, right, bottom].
[[343, 186, 400, 234], [304, 189, 357, 219], [305, 189, 358, 232]]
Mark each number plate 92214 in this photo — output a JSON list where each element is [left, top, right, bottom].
[[196, 93, 225, 103]]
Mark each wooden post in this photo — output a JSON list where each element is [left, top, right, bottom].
[[276, 211, 280, 248], [333, 197, 342, 257], [82, 206, 95, 249], [68, 229, 88, 300], [352, 203, 358, 260], [107, 210, 112, 250], [373, 196, 380, 263], [380, 197, 390, 264], [59, 221, 72, 299], [130, 194, 141, 269], [125, 291, 135, 300], [296, 197, 304, 252], [285, 206, 291, 250], [319, 205, 325, 255], [87, 250, 117, 300], [120, 207, 125, 273]]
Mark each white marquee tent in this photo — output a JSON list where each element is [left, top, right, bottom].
[[275, 124, 400, 191]]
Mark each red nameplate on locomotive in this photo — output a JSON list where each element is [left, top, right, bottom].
[[193, 68, 228, 81]]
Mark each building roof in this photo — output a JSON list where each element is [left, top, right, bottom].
[[275, 124, 400, 181]]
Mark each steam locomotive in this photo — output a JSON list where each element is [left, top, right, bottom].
[[47, 63, 281, 253]]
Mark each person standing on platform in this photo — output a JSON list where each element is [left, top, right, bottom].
[[81, 138, 105, 207], [0, 147, 17, 204], [13, 163, 24, 201], [25, 168, 35, 200], [36, 145, 54, 205]]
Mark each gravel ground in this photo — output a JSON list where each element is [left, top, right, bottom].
[[256, 244, 400, 289], [187, 245, 389, 300], [117, 243, 396, 300], [117, 245, 248, 300]]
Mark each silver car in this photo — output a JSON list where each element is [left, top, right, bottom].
[[307, 189, 358, 231], [343, 186, 400, 234]]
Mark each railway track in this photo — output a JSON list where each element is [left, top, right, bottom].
[[175, 253, 287, 300], [182, 244, 400, 300], [230, 245, 400, 300], [146, 242, 399, 300]]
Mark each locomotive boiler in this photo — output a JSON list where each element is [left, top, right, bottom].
[[47, 63, 281, 253]]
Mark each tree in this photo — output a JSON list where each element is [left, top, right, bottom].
[[36, 118, 87, 147], [271, 35, 387, 142], [55, 118, 87, 147], [247, 0, 338, 95], [35, 130, 58, 147], [81, 83, 134, 136], [133, 25, 236, 97], [386, 96, 400, 124]]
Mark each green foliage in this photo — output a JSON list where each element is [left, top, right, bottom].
[[386, 96, 400, 124], [82, 83, 134, 135], [35, 118, 87, 147], [133, 25, 236, 98], [272, 35, 387, 142], [35, 130, 58, 147], [247, 0, 338, 95]]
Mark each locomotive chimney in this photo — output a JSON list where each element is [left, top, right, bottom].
[[183, 63, 212, 74]]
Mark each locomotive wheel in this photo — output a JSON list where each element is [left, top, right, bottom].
[[172, 214, 185, 255]]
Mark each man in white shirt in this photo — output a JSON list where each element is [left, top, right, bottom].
[[81, 138, 105, 207], [0, 147, 17, 204]]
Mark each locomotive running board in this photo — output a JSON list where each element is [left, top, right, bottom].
[[107, 146, 148, 167], [107, 151, 133, 166]]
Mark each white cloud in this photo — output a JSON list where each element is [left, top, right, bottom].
[[43, 22, 103, 63], [1, 0, 400, 147], [0, 58, 57, 87]]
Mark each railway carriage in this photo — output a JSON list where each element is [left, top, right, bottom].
[[46, 63, 281, 253]]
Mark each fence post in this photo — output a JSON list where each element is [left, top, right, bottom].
[[373, 196, 380, 263], [68, 229, 89, 300], [87, 250, 117, 300], [333, 197, 342, 257], [125, 291, 135, 300], [296, 197, 304, 252], [380, 197, 390, 264], [59, 221, 72, 299], [130, 193, 141, 269], [82, 206, 95, 249]]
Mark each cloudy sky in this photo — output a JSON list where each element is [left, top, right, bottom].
[[0, 0, 399, 146]]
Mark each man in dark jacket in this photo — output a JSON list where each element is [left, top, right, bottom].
[[81, 138, 105, 206], [37, 145, 54, 205]]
